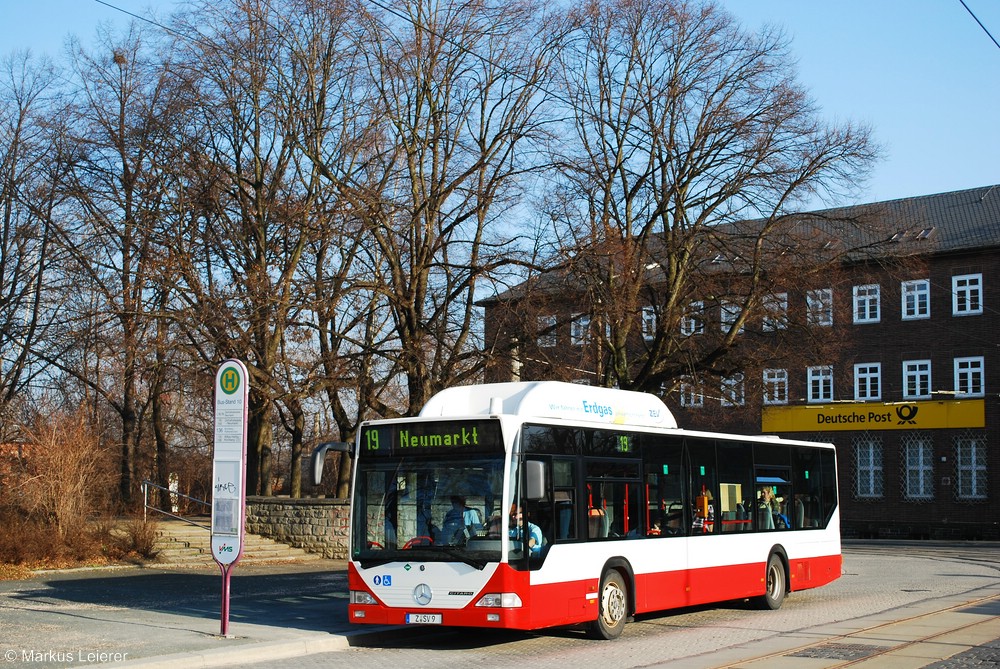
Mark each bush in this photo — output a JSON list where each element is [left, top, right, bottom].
[[18, 409, 115, 541], [0, 509, 64, 564], [112, 516, 160, 560], [0, 409, 161, 573]]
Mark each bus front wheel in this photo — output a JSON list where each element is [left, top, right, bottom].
[[587, 569, 628, 640], [757, 553, 786, 610]]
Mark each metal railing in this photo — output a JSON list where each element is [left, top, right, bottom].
[[141, 480, 211, 531]]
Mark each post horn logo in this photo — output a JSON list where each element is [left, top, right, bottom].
[[896, 405, 918, 425]]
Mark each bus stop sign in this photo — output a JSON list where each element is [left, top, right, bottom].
[[211, 359, 248, 566]]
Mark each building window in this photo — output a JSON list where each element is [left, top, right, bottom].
[[902, 434, 934, 501], [536, 315, 557, 348], [852, 284, 880, 324], [901, 279, 930, 320], [854, 437, 884, 499], [721, 374, 744, 407], [854, 363, 881, 401], [762, 368, 788, 405], [807, 365, 833, 403], [952, 273, 982, 316], [807, 288, 833, 327], [954, 356, 984, 397], [570, 313, 590, 346], [641, 307, 656, 341], [955, 435, 987, 500], [679, 380, 703, 408], [720, 300, 743, 333], [762, 293, 788, 331], [680, 301, 704, 336], [902, 360, 931, 399]]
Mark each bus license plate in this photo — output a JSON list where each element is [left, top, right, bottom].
[[406, 613, 442, 625]]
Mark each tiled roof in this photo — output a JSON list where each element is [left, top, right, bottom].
[[805, 183, 1000, 254], [481, 184, 1000, 304]]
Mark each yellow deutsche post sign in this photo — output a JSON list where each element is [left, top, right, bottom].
[[762, 399, 984, 433]]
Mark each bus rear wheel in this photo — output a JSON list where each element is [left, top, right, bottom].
[[757, 553, 786, 610], [587, 569, 628, 640]]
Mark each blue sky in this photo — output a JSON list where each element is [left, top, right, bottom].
[[3, 0, 998, 207]]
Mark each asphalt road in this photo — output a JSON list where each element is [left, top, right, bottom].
[[1, 542, 999, 668]]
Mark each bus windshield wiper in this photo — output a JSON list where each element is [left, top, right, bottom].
[[434, 546, 489, 570]]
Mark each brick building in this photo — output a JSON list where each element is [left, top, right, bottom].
[[481, 185, 1000, 539]]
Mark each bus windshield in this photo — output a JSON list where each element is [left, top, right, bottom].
[[352, 419, 506, 568]]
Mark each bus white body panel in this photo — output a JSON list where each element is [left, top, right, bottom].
[[346, 382, 841, 633], [419, 381, 678, 429]]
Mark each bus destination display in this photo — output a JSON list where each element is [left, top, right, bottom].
[[362, 419, 502, 456]]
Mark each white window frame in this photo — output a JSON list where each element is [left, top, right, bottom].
[[720, 300, 744, 334], [762, 368, 788, 405], [901, 279, 930, 320], [952, 273, 983, 316], [680, 301, 704, 336], [720, 374, 745, 407], [807, 365, 834, 403], [679, 380, 704, 408], [955, 436, 987, 500], [902, 359, 932, 400], [954, 356, 984, 398], [536, 315, 557, 348], [854, 362, 882, 401], [807, 288, 833, 327], [902, 435, 934, 500], [762, 293, 788, 332], [570, 313, 590, 346], [641, 306, 657, 341], [855, 437, 884, 499], [852, 284, 881, 324]]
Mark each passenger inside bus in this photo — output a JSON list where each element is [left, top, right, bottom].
[[757, 486, 790, 529], [438, 496, 482, 545], [510, 506, 543, 554]]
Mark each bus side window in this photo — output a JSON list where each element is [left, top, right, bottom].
[[718, 441, 754, 533], [553, 458, 577, 540], [688, 439, 718, 534], [793, 447, 822, 529], [643, 435, 684, 536]]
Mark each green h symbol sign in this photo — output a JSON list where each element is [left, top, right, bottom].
[[220, 368, 241, 395]]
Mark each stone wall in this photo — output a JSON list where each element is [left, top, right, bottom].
[[245, 496, 349, 559]]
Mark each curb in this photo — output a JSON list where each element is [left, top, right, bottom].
[[105, 635, 353, 669]]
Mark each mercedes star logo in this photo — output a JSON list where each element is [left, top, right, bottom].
[[413, 583, 433, 606]]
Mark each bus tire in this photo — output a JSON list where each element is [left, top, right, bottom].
[[757, 553, 786, 610], [587, 569, 628, 640]]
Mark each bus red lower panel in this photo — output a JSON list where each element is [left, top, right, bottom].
[[636, 561, 763, 612], [347, 562, 538, 630], [346, 553, 841, 631], [789, 553, 841, 591]]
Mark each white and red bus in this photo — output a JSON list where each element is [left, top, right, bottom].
[[324, 381, 840, 639]]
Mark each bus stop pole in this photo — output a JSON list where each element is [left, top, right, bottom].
[[220, 563, 232, 636]]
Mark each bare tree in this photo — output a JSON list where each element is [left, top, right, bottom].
[[170, 0, 367, 495], [0, 52, 65, 438], [326, 0, 556, 415], [46, 25, 185, 505], [543, 0, 882, 394]]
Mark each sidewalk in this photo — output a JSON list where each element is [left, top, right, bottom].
[[0, 559, 378, 669]]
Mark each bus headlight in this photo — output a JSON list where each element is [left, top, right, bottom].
[[475, 593, 523, 608], [350, 591, 377, 605]]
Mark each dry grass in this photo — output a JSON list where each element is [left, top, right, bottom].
[[0, 513, 162, 579]]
